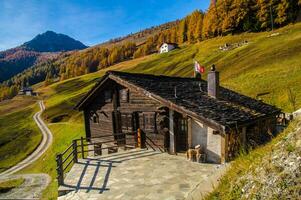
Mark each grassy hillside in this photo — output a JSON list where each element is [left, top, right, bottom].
[[129, 23, 301, 111], [8, 22, 301, 199], [0, 96, 41, 173]]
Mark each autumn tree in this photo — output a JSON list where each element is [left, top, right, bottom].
[[203, 1, 221, 38], [275, 0, 299, 26], [170, 27, 178, 43], [194, 11, 204, 42], [257, 0, 276, 30], [178, 19, 188, 43]]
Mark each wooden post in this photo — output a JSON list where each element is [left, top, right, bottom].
[[187, 117, 192, 148], [72, 140, 78, 163], [81, 137, 84, 159], [221, 132, 227, 164], [241, 127, 247, 151], [137, 128, 141, 148], [56, 154, 64, 186], [169, 110, 176, 154]]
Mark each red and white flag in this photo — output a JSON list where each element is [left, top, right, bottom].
[[194, 61, 205, 74]]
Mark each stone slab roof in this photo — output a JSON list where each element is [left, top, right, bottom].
[[76, 71, 281, 130]]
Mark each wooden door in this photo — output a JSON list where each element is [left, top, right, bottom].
[[112, 111, 125, 145], [175, 113, 188, 152]]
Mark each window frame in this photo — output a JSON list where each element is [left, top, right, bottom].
[[119, 89, 129, 103], [104, 90, 112, 103], [141, 112, 157, 133]]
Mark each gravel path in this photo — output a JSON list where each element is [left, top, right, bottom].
[[0, 101, 53, 199]]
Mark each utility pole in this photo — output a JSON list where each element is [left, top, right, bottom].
[[270, 3, 274, 31]]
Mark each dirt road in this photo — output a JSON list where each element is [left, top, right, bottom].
[[0, 101, 53, 176], [0, 101, 52, 199]]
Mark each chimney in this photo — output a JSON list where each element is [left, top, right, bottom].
[[207, 64, 219, 98]]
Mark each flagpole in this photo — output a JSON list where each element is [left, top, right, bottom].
[[193, 59, 196, 78]]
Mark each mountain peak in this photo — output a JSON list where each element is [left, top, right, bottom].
[[22, 31, 87, 52]]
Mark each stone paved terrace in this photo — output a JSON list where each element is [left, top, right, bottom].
[[58, 149, 227, 200]]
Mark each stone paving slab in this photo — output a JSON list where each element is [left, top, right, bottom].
[[58, 149, 226, 200], [0, 173, 51, 200]]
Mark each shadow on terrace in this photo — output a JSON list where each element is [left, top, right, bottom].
[[58, 148, 162, 195]]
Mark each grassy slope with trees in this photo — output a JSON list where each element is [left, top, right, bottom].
[[1, 0, 300, 101], [13, 22, 301, 199]]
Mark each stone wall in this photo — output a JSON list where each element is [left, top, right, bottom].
[[191, 119, 222, 163]]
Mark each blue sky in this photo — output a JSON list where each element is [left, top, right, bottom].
[[0, 0, 209, 50]]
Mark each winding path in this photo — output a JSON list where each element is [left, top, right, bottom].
[[0, 100, 53, 199], [0, 101, 53, 177]]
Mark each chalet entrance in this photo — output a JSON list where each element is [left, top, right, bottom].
[[113, 111, 167, 151], [174, 112, 188, 152], [112, 111, 137, 146]]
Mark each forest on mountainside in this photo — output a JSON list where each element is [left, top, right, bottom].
[[0, 0, 300, 101]]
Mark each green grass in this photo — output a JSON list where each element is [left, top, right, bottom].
[[21, 123, 84, 199], [0, 178, 25, 193], [2, 22, 301, 199], [0, 95, 37, 116], [204, 118, 300, 200], [0, 98, 41, 173]]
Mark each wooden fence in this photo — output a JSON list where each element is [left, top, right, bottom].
[[56, 132, 136, 186], [55, 129, 164, 186]]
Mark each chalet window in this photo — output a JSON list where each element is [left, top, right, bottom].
[[92, 113, 99, 124], [179, 118, 187, 133], [213, 130, 219, 135], [104, 90, 112, 103], [120, 89, 129, 102], [140, 112, 157, 133]]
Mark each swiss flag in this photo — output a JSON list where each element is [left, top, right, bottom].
[[194, 61, 205, 74]]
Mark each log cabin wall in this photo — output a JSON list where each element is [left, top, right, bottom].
[[226, 116, 277, 161], [246, 117, 277, 147], [84, 81, 114, 138], [83, 79, 168, 149], [118, 84, 166, 149], [226, 128, 243, 161]]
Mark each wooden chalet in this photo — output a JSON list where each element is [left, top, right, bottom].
[[75, 68, 281, 163]]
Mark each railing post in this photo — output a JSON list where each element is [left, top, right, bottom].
[[137, 128, 141, 148], [72, 140, 78, 163], [56, 153, 64, 186], [81, 137, 84, 159]]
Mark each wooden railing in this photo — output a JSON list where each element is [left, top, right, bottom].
[[56, 132, 136, 186], [145, 135, 165, 152], [56, 130, 165, 186]]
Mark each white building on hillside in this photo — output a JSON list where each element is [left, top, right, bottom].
[[159, 43, 178, 54]]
